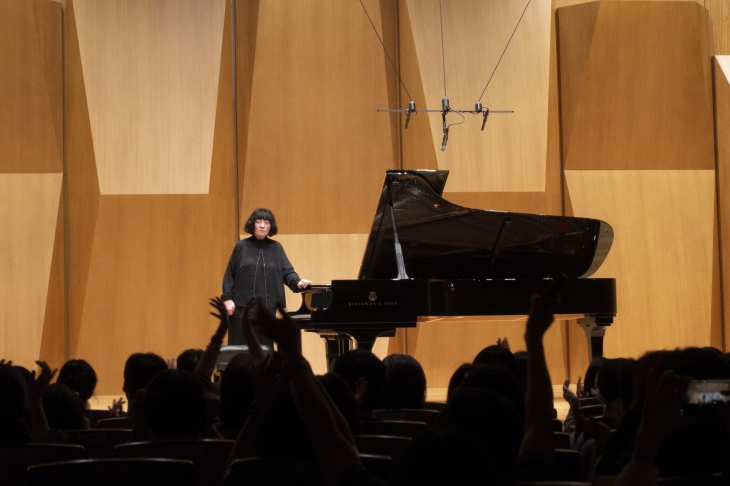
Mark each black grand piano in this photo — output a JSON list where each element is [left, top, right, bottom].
[[292, 170, 616, 367]]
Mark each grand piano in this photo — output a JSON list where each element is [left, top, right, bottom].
[[292, 170, 616, 367]]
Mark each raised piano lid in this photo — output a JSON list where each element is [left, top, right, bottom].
[[358, 170, 614, 280]]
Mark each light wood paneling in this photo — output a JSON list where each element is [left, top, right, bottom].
[[210, 1, 239, 260], [67, 0, 101, 360], [234, 0, 261, 212], [566, 170, 716, 357], [75, 196, 229, 395], [0, 0, 62, 173], [67, 1, 237, 394], [558, 1, 715, 170], [400, 0, 439, 172], [239, 0, 396, 235], [72, 0, 226, 195], [0, 174, 63, 370], [707, 0, 730, 55], [39, 184, 67, 370], [714, 56, 730, 351], [403, 0, 551, 193], [442, 192, 547, 214]]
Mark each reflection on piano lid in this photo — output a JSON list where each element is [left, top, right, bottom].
[[360, 170, 613, 280], [293, 170, 617, 367]]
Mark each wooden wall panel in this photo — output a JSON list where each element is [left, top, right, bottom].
[[403, 0, 551, 193], [75, 196, 225, 394], [68, 0, 235, 395], [239, 0, 396, 236], [558, 2, 715, 170], [0, 0, 63, 370], [0, 0, 63, 173], [566, 170, 716, 357], [67, 0, 101, 360], [0, 174, 63, 370], [72, 0, 226, 195], [714, 56, 730, 352]]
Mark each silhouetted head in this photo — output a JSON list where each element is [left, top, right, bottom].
[[143, 369, 207, 440], [318, 373, 360, 435], [333, 349, 386, 415], [243, 208, 278, 236], [219, 352, 256, 429], [447, 363, 473, 400], [439, 387, 523, 476], [176, 349, 204, 374], [123, 353, 168, 401], [473, 345, 523, 388], [57, 359, 97, 402], [460, 364, 525, 419], [380, 354, 427, 410], [42, 383, 87, 431]]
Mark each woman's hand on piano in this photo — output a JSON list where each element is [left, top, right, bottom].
[[297, 279, 312, 289]]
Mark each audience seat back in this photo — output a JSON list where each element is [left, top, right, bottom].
[[114, 439, 234, 486], [354, 434, 412, 462], [26, 458, 195, 486], [359, 420, 428, 440], [63, 429, 130, 458], [374, 409, 439, 426]]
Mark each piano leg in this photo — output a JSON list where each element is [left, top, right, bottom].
[[577, 317, 613, 361], [313, 328, 397, 371]]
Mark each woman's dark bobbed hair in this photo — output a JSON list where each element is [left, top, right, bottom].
[[244, 208, 278, 236]]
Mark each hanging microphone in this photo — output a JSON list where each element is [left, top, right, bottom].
[[440, 127, 449, 151], [442, 97, 450, 111]]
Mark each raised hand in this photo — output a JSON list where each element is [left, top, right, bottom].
[[497, 337, 510, 350], [576, 377, 586, 398], [209, 297, 229, 343], [563, 378, 578, 407], [26, 361, 57, 402], [166, 358, 176, 370], [108, 397, 126, 417]]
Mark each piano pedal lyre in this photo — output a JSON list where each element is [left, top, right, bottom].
[[315, 331, 358, 371]]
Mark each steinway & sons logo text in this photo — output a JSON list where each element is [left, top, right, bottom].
[[348, 291, 398, 307]]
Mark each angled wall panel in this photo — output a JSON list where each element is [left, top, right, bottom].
[[558, 3, 717, 372], [0, 0, 63, 370], [68, 0, 235, 395]]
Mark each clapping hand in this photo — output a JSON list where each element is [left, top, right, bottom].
[[108, 397, 126, 417], [563, 378, 579, 407], [26, 361, 57, 402], [209, 297, 229, 343], [497, 337, 510, 350]]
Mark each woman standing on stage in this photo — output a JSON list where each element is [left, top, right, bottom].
[[222, 208, 311, 346]]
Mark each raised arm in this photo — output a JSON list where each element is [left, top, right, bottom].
[[194, 297, 229, 380], [257, 301, 362, 485], [519, 293, 557, 464], [26, 361, 56, 436]]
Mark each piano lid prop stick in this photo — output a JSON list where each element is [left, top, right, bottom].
[[389, 198, 410, 280]]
